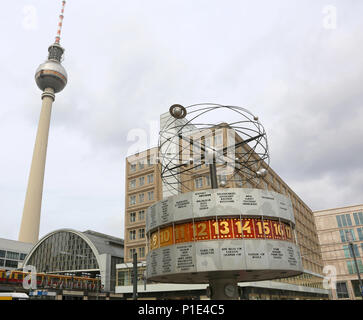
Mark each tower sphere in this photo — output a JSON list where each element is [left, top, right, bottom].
[[35, 59, 68, 93]]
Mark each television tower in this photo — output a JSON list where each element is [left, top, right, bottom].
[[19, 1, 68, 243]]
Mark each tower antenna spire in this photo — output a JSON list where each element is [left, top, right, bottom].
[[55, 0, 66, 44]]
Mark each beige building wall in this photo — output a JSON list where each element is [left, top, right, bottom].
[[314, 205, 363, 299], [124, 148, 162, 263]]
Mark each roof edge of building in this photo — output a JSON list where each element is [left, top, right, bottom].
[[313, 204, 363, 215]]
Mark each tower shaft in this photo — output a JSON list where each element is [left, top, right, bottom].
[[18, 88, 55, 243]]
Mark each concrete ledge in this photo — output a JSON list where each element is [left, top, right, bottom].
[[116, 283, 207, 294], [115, 281, 329, 295]]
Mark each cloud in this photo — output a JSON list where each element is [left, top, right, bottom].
[[261, 25, 363, 210], [1, 1, 363, 242]]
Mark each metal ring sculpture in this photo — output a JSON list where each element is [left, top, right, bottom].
[[158, 103, 270, 195]]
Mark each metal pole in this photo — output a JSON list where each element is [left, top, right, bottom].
[[133, 252, 138, 300], [349, 241, 363, 298], [143, 270, 147, 291], [209, 162, 218, 189]]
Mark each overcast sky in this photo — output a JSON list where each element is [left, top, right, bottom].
[[0, 0, 362, 241]]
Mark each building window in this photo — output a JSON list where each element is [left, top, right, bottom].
[[19, 253, 27, 260], [138, 247, 145, 258], [130, 163, 136, 172], [148, 191, 154, 201], [193, 143, 204, 163], [195, 177, 203, 189], [357, 227, 363, 241], [129, 230, 136, 240], [139, 176, 145, 186], [130, 212, 136, 223], [336, 282, 349, 299], [339, 230, 346, 242], [6, 251, 19, 260], [235, 175, 243, 187], [138, 210, 145, 221], [150, 155, 157, 166], [339, 229, 356, 242], [147, 157, 152, 167], [347, 260, 363, 274], [130, 195, 136, 205], [343, 245, 350, 258], [346, 229, 356, 241], [203, 136, 211, 148], [5, 260, 18, 268], [337, 214, 353, 227], [205, 175, 211, 186], [339, 230, 347, 242], [0, 250, 5, 258], [346, 214, 353, 226], [336, 216, 342, 228], [215, 134, 223, 146], [139, 229, 145, 239], [117, 270, 127, 286], [353, 212, 363, 225], [217, 175, 227, 185], [343, 244, 360, 258], [139, 193, 144, 203], [139, 161, 144, 170], [129, 248, 136, 259], [129, 179, 136, 189], [147, 174, 154, 184], [353, 244, 360, 257]]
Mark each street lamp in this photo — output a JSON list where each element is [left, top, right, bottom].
[[345, 230, 363, 298]]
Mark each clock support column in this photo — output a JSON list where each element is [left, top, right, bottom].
[[209, 278, 239, 300], [207, 157, 240, 300]]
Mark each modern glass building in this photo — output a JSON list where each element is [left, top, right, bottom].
[[23, 229, 124, 292]]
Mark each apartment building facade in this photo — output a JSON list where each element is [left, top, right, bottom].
[[314, 204, 363, 299], [123, 147, 162, 264]]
